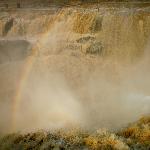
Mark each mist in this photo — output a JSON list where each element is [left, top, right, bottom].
[[0, 6, 150, 134]]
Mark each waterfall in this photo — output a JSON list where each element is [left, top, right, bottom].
[[0, 5, 150, 133]]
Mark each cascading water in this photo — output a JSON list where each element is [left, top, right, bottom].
[[0, 5, 150, 133]]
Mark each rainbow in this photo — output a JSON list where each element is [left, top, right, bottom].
[[11, 9, 63, 132]]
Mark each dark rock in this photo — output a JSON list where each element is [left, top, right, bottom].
[[86, 41, 103, 55], [2, 18, 14, 36], [91, 16, 103, 33], [76, 36, 95, 44]]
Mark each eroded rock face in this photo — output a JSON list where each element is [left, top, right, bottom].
[[0, 40, 32, 64]]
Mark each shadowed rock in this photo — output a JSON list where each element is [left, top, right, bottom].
[[86, 41, 103, 55], [77, 36, 95, 44], [2, 18, 14, 36]]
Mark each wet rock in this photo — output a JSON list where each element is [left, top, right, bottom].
[[2, 18, 14, 36], [86, 41, 103, 55], [76, 36, 95, 44], [131, 144, 149, 150], [91, 16, 103, 33]]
